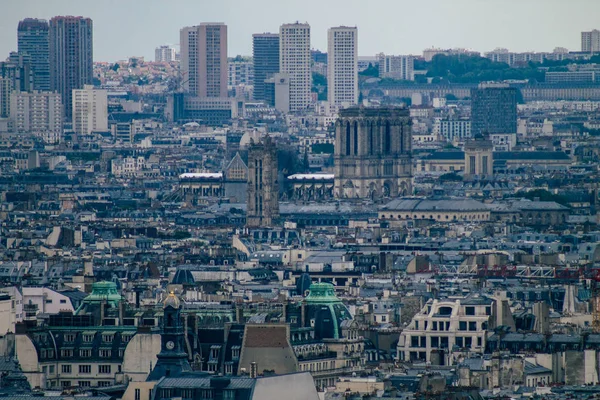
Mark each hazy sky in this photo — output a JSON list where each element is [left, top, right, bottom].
[[1, 0, 599, 62]]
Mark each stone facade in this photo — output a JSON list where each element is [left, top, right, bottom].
[[334, 107, 412, 199], [246, 136, 279, 227]]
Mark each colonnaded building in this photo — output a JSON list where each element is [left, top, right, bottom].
[[334, 107, 412, 199]]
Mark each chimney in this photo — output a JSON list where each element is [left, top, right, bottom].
[[301, 302, 306, 327], [84, 261, 94, 277], [118, 300, 124, 326], [250, 362, 258, 378], [100, 299, 106, 325], [282, 301, 287, 323], [236, 305, 244, 323]]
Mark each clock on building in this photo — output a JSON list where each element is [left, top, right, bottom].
[[166, 341, 175, 350]]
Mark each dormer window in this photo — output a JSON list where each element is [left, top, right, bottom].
[[83, 334, 94, 343]]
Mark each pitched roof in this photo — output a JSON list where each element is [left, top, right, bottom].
[[243, 325, 288, 348]]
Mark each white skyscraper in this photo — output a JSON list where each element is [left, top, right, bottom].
[[155, 45, 177, 62], [10, 90, 63, 143], [72, 85, 108, 135], [582, 30, 600, 53], [280, 23, 311, 112], [327, 26, 358, 106], [180, 23, 228, 98]]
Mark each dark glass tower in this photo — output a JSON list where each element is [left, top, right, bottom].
[[49, 16, 93, 117], [18, 18, 50, 91], [147, 293, 192, 380], [252, 33, 279, 103], [471, 83, 518, 136]]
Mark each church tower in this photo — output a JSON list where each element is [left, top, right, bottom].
[[334, 107, 412, 199], [147, 292, 192, 380], [246, 136, 279, 227]]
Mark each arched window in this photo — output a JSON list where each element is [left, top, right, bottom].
[[384, 121, 391, 154], [345, 121, 351, 155], [353, 121, 359, 155], [368, 122, 374, 155], [399, 123, 404, 153]]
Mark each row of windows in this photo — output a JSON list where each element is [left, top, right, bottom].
[[409, 335, 483, 349], [58, 364, 115, 374], [380, 213, 488, 221], [55, 348, 123, 358]]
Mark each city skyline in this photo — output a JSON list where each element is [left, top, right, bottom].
[[1, 0, 600, 62]]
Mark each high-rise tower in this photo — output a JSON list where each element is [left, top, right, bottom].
[[49, 16, 93, 116], [327, 27, 358, 106], [180, 23, 228, 98], [470, 83, 517, 137], [17, 18, 50, 91], [252, 33, 280, 103], [279, 23, 311, 112]]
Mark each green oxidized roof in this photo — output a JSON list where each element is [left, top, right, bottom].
[[304, 283, 352, 339], [81, 281, 122, 306], [304, 283, 341, 304]]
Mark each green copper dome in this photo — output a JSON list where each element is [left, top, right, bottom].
[[304, 283, 352, 339], [75, 281, 122, 314], [305, 282, 340, 304]]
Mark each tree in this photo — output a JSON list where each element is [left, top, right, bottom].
[[440, 172, 463, 182], [359, 63, 379, 77], [514, 189, 569, 206]]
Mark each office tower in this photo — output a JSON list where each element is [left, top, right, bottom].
[[280, 23, 311, 112], [377, 53, 414, 80], [227, 57, 253, 87], [17, 18, 50, 91], [72, 85, 108, 134], [49, 16, 93, 117], [327, 26, 358, 106], [252, 33, 279, 102], [470, 83, 517, 137], [264, 73, 290, 113], [10, 91, 63, 143], [582, 30, 600, 53], [0, 52, 34, 92], [246, 136, 279, 227], [180, 23, 228, 97], [155, 45, 177, 63], [334, 107, 412, 199]]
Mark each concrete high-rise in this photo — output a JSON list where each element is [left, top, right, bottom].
[[0, 52, 34, 93], [334, 107, 412, 199], [180, 23, 228, 97], [17, 18, 50, 91], [155, 45, 177, 63], [582, 30, 600, 53], [0, 79, 12, 118], [10, 91, 63, 143], [471, 83, 517, 137], [49, 16, 93, 117], [72, 85, 108, 135], [280, 23, 311, 112], [377, 53, 414, 81], [327, 27, 358, 106], [246, 136, 279, 228], [252, 33, 279, 102]]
